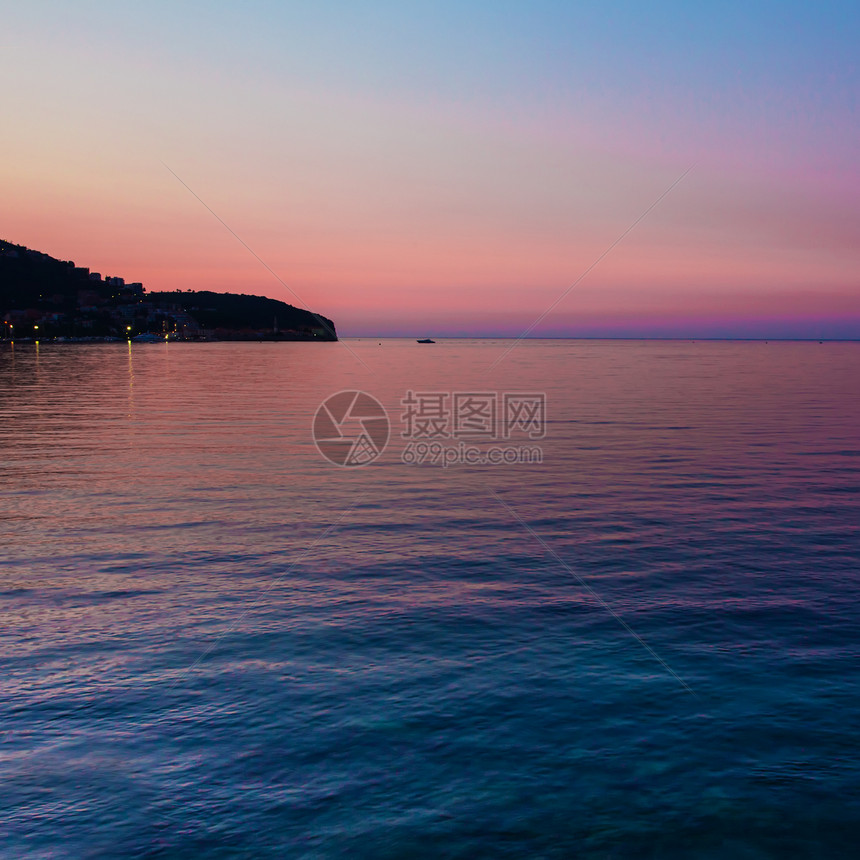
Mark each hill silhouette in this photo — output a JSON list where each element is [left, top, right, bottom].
[[0, 239, 336, 341], [148, 290, 336, 339]]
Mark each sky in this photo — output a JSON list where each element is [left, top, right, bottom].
[[2, 1, 858, 337]]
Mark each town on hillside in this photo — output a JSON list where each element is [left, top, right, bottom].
[[0, 240, 337, 342]]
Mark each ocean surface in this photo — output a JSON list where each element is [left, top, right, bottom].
[[1, 338, 859, 858]]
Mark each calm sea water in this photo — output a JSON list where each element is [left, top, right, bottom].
[[1, 339, 859, 858]]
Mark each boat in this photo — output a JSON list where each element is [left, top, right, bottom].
[[416, 338, 435, 344]]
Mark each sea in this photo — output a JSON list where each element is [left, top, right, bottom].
[[1, 338, 858, 858]]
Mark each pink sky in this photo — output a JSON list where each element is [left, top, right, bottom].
[[2, 3, 858, 337]]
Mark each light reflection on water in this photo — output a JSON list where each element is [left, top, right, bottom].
[[1, 339, 859, 858]]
